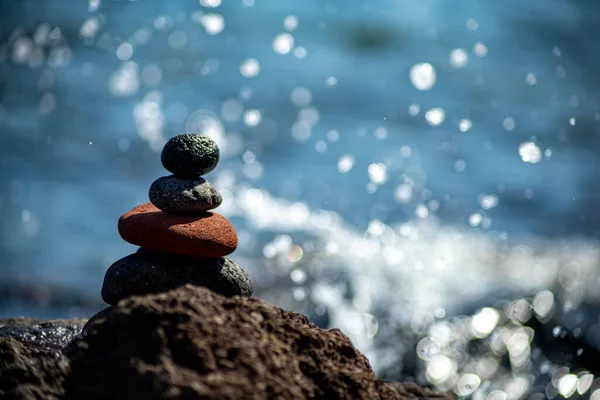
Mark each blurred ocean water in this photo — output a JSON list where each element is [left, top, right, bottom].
[[2, 0, 600, 397]]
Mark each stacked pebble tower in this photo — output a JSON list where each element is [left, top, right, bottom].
[[100, 133, 252, 306]]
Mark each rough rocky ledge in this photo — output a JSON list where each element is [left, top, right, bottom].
[[1, 286, 451, 400], [0, 318, 86, 399]]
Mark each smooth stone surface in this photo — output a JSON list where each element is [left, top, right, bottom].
[[161, 134, 219, 177], [118, 203, 237, 257], [101, 250, 253, 305], [149, 175, 222, 214]]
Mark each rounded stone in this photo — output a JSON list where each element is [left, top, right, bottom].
[[161, 134, 220, 177], [118, 202, 237, 257], [101, 250, 253, 305], [82, 306, 113, 336], [149, 175, 222, 214]]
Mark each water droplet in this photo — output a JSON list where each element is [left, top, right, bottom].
[[368, 163, 387, 185], [466, 19, 479, 31], [503, 117, 515, 131], [240, 58, 260, 78], [326, 130, 339, 142], [200, 0, 221, 7], [449, 48, 468, 68], [474, 42, 488, 57], [116, 43, 133, 61], [109, 62, 140, 97], [526, 72, 537, 85], [337, 155, 355, 173], [243, 109, 261, 127], [456, 374, 481, 396], [80, 17, 100, 39], [458, 119, 472, 132], [293, 47, 307, 59], [315, 140, 327, 153], [273, 33, 294, 54], [410, 63, 436, 91], [408, 104, 420, 116], [480, 194, 498, 210], [394, 184, 412, 204], [425, 108, 445, 126], [283, 15, 298, 31], [469, 213, 483, 227], [557, 374, 579, 398], [519, 141, 542, 163], [290, 269, 306, 283], [201, 14, 225, 35]]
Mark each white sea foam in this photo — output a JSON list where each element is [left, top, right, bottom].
[[211, 175, 600, 376]]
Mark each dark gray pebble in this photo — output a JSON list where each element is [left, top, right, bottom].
[[149, 175, 222, 214], [161, 134, 220, 177], [101, 250, 253, 305]]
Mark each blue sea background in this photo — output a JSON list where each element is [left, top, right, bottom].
[[2, 0, 600, 397]]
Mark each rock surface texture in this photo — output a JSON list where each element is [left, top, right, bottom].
[[0, 318, 85, 400], [0, 317, 85, 352], [118, 202, 238, 257], [102, 250, 252, 304], [67, 286, 451, 400], [161, 133, 220, 177], [0, 337, 67, 400], [149, 175, 222, 214], [0, 292, 450, 400]]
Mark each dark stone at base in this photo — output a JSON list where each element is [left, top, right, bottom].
[[67, 285, 448, 400], [81, 307, 113, 336], [161, 134, 220, 177], [101, 250, 253, 305], [149, 175, 222, 214]]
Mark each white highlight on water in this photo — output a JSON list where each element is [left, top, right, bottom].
[[337, 155, 355, 173], [519, 142, 542, 164], [425, 108, 445, 126], [449, 48, 468, 68], [410, 63, 436, 91], [273, 33, 294, 54], [240, 58, 260, 78]]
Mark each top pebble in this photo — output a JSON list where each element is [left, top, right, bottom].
[[161, 134, 220, 177]]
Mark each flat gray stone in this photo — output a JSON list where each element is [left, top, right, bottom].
[[161, 134, 219, 177], [101, 249, 253, 305], [149, 175, 222, 214]]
